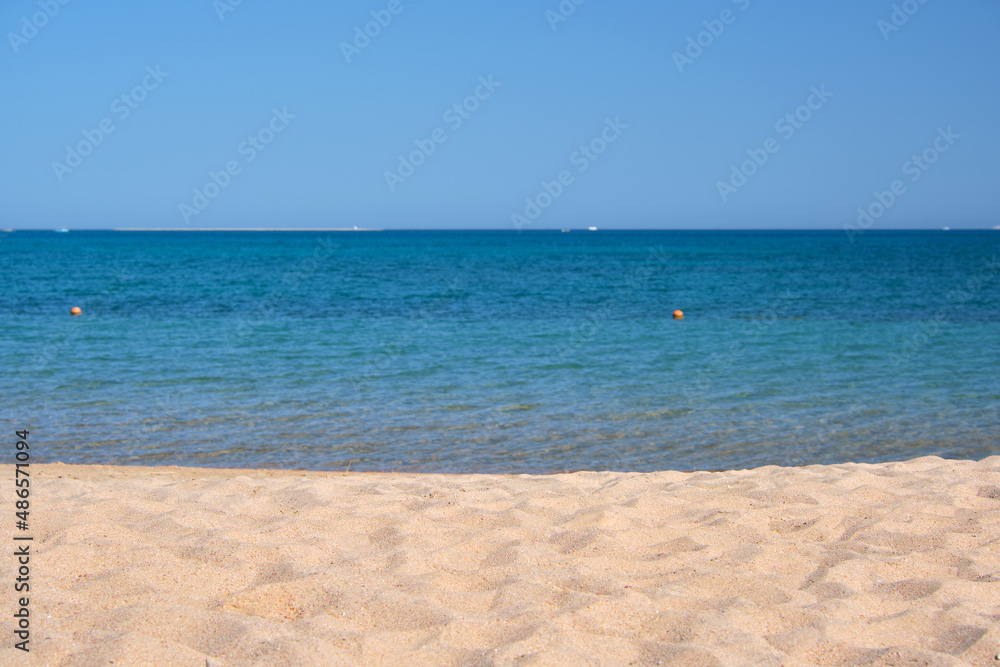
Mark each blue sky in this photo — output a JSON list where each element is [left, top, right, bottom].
[[1, 0, 998, 229]]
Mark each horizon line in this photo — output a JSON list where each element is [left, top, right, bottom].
[[3, 227, 998, 233]]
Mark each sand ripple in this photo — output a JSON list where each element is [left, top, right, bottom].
[[5, 456, 999, 665]]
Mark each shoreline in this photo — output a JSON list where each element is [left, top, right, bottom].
[[8, 455, 999, 664], [30, 453, 1000, 478]]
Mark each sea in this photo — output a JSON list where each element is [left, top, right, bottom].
[[1, 229, 997, 473]]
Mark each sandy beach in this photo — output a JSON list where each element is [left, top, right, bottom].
[[3, 456, 998, 666]]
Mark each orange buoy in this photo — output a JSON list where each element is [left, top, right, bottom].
[[673, 310, 683, 320], [70, 307, 82, 316]]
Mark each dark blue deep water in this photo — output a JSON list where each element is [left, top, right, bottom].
[[1, 230, 997, 472]]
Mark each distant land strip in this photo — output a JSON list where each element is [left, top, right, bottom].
[[113, 228, 383, 232]]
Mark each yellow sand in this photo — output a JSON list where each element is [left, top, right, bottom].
[[4, 456, 999, 665]]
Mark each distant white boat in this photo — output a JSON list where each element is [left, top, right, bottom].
[[993, 225, 1000, 230], [942, 227, 950, 231], [588, 226, 597, 231], [561, 229, 570, 232], [1, 229, 13, 233], [55, 228, 69, 233]]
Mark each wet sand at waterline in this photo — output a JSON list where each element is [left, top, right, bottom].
[[4, 456, 999, 665]]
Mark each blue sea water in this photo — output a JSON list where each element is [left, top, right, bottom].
[[1, 229, 997, 473]]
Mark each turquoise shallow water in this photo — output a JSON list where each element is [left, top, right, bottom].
[[1, 230, 998, 472]]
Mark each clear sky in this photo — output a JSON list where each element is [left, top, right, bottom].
[[2, 0, 998, 230]]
